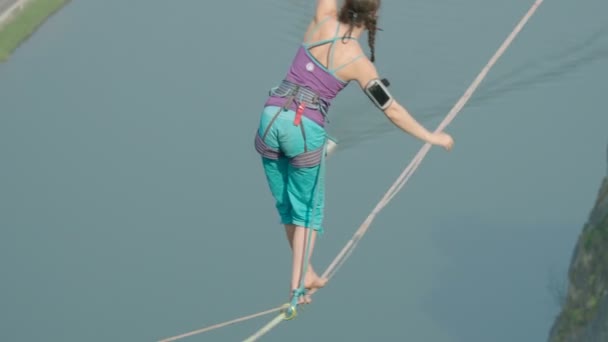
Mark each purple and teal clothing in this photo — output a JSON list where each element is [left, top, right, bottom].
[[254, 17, 364, 233]]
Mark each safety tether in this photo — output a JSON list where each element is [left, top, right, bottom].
[[283, 137, 328, 321]]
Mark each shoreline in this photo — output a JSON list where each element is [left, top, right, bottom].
[[0, 0, 30, 27], [0, 0, 70, 62]]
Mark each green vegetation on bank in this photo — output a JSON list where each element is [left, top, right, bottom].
[[0, 0, 70, 62], [551, 177, 608, 341]]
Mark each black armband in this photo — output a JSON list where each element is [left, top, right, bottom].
[[364, 78, 393, 110]]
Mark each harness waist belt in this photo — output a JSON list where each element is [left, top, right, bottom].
[[269, 80, 329, 117]]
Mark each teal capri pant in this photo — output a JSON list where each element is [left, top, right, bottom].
[[254, 105, 327, 233]]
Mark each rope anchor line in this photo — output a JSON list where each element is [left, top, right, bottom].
[[157, 1, 545, 341]]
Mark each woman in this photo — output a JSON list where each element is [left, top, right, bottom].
[[254, 0, 454, 305]]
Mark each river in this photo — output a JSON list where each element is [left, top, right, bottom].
[[1, 0, 607, 341]]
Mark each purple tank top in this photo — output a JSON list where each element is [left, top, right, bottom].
[[264, 45, 350, 127]]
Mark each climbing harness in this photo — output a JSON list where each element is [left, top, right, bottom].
[[255, 79, 330, 168], [271, 79, 331, 119], [157, 1, 544, 341]]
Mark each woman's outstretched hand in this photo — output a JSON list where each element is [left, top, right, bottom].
[[430, 132, 454, 151]]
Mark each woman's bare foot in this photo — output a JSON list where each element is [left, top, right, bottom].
[[304, 271, 328, 290]]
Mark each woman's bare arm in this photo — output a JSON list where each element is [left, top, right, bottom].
[[315, 0, 338, 21], [344, 55, 454, 150]]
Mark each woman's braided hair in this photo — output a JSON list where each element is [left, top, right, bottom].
[[338, 0, 381, 62]]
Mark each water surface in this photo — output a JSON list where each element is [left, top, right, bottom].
[[1, 0, 607, 341]]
